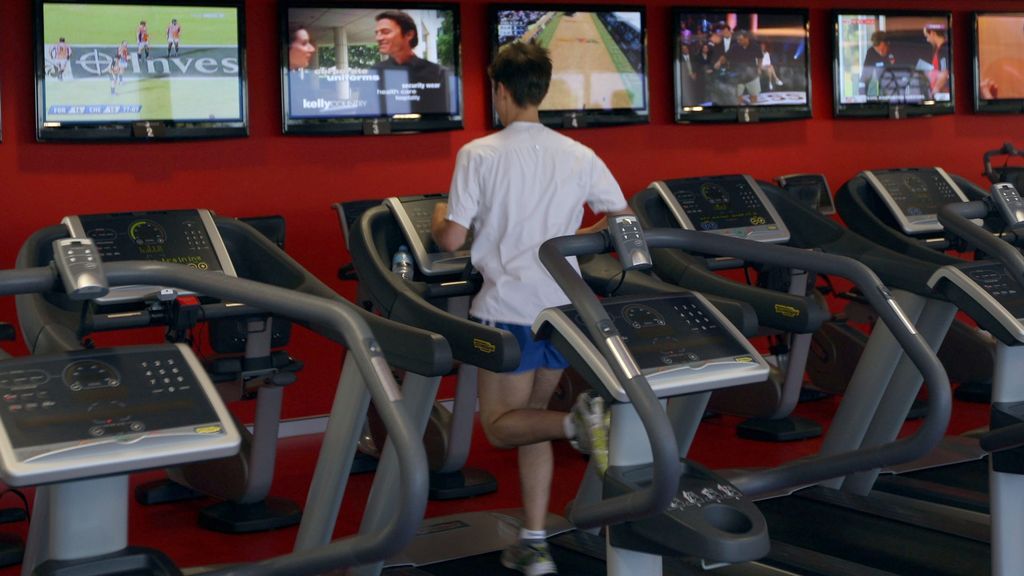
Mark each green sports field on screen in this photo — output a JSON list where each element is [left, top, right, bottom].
[[42, 3, 243, 122]]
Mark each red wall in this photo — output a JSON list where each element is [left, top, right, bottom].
[[2, 0, 1024, 419]]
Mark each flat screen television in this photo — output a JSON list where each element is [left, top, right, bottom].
[[673, 8, 810, 123], [281, 2, 462, 135], [35, 0, 247, 141], [489, 5, 648, 129], [834, 11, 953, 118], [974, 12, 1024, 114]]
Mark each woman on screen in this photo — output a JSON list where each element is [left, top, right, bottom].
[[760, 42, 784, 89]]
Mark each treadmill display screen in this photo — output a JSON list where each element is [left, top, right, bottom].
[[671, 176, 776, 231], [564, 294, 752, 370], [0, 346, 220, 452], [337, 199, 383, 248], [77, 211, 224, 272], [870, 169, 962, 218], [777, 174, 835, 214]]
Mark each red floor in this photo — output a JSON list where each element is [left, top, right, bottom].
[[0, 388, 990, 575]]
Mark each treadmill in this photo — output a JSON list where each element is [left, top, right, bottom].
[[632, 175, 831, 441], [349, 213, 950, 575], [15, 210, 451, 534], [336, 195, 498, 501], [753, 167, 1024, 575], [3, 241, 433, 576], [341, 196, 772, 576], [531, 221, 950, 576], [664, 169, 1024, 575], [331, 196, 561, 576], [338, 194, 757, 505]]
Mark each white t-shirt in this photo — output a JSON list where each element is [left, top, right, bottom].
[[447, 121, 627, 325]]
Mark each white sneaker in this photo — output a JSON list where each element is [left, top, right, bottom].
[[569, 393, 609, 475], [501, 540, 558, 575]]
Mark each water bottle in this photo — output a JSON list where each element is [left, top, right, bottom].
[[391, 245, 414, 280]]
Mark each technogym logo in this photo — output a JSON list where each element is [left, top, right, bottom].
[[62, 45, 239, 78]]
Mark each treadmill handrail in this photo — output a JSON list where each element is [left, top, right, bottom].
[[540, 232, 682, 530], [630, 185, 830, 334], [217, 217, 453, 377], [350, 205, 520, 372], [0, 263, 429, 576], [647, 229, 951, 496], [15, 222, 452, 377], [984, 142, 1021, 183], [981, 422, 1024, 454], [938, 200, 1024, 285], [543, 228, 952, 503]]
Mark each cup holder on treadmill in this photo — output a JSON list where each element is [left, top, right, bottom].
[[702, 504, 754, 535]]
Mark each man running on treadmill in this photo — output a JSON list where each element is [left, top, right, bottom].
[[432, 41, 630, 576]]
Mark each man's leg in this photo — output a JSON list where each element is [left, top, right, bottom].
[[478, 368, 566, 448], [478, 367, 565, 530], [518, 368, 564, 531], [481, 367, 566, 576], [748, 78, 760, 104]]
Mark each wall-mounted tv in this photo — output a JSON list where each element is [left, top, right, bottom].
[[834, 11, 953, 118], [974, 12, 1024, 114], [489, 5, 648, 129], [281, 2, 462, 135], [35, 0, 247, 141], [673, 8, 810, 123]]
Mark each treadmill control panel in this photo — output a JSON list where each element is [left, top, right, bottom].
[[0, 344, 238, 485], [63, 210, 236, 303], [386, 195, 474, 276], [862, 168, 969, 235], [539, 293, 769, 401], [654, 175, 790, 244], [961, 262, 1024, 319], [562, 295, 752, 370]]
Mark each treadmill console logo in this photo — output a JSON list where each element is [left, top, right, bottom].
[[473, 338, 496, 354], [774, 304, 801, 318]]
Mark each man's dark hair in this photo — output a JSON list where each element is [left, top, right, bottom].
[[925, 25, 947, 40], [870, 31, 888, 47], [488, 42, 552, 107], [376, 11, 418, 48]]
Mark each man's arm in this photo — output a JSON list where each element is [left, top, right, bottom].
[[431, 202, 469, 252]]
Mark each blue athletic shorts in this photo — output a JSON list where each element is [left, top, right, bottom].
[[481, 320, 570, 373]]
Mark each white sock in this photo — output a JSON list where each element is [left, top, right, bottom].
[[562, 413, 575, 440], [520, 528, 546, 542]]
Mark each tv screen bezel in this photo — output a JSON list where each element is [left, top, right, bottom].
[[832, 9, 955, 119], [280, 0, 464, 136], [973, 11, 1024, 114], [488, 3, 649, 129], [34, 0, 249, 142], [671, 6, 812, 124]]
